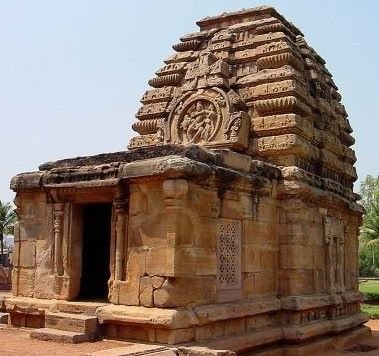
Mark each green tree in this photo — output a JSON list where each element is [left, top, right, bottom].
[[359, 175, 379, 275], [360, 175, 379, 210], [0, 201, 16, 263]]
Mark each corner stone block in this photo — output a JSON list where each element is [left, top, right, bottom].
[[19, 221, 44, 240], [139, 276, 154, 307], [118, 280, 140, 306], [146, 246, 174, 276], [153, 277, 216, 308], [18, 240, 36, 267], [14, 268, 35, 297], [34, 272, 55, 299], [35, 240, 54, 270], [126, 247, 147, 279]]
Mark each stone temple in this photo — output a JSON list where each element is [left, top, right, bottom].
[[6, 6, 368, 355]]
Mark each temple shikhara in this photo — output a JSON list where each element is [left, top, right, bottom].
[[6, 6, 368, 355]]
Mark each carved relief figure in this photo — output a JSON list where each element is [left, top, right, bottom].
[[179, 100, 218, 143], [156, 124, 165, 143], [224, 117, 242, 141], [183, 51, 229, 91], [230, 119, 241, 140]]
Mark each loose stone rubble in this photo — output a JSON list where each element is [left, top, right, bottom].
[[6, 6, 368, 355]]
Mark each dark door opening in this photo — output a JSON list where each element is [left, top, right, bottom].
[[79, 203, 112, 300]]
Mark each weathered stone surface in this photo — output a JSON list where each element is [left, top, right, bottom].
[[153, 277, 216, 308], [86, 345, 171, 356], [45, 312, 99, 334], [178, 347, 235, 356], [30, 327, 94, 343], [8, 5, 365, 354], [155, 328, 195, 344], [96, 304, 198, 329]]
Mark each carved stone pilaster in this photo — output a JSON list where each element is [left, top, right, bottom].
[[324, 216, 345, 294], [337, 235, 345, 293], [161, 179, 189, 277], [53, 203, 65, 277], [113, 197, 127, 281], [324, 234, 336, 294]]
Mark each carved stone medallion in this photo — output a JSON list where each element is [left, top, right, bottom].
[[165, 88, 250, 150], [178, 99, 220, 144]]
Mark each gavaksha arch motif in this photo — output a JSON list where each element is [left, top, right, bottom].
[[165, 88, 250, 150]]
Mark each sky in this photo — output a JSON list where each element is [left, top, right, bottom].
[[1, 0, 378, 204]]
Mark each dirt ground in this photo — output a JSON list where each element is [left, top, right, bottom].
[[0, 321, 379, 356], [0, 324, 132, 356]]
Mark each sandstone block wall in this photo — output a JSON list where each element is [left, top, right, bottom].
[[7, 5, 366, 351]]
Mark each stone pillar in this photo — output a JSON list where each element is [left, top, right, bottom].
[[113, 196, 127, 281], [53, 202, 65, 277]]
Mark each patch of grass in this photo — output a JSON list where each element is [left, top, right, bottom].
[[359, 280, 379, 301], [360, 280, 379, 294], [362, 304, 379, 319]]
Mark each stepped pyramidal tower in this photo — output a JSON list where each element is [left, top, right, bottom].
[[7, 6, 368, 354]]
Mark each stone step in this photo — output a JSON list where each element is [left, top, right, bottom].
[[85, 345, 174, 356], [55, 301, 107, 315], [30, 327, 94, 343], [0, 312, 9, 324], [45, 311, 99, 334]]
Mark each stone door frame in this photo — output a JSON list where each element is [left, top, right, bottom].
[[47, 184, 127, 301]]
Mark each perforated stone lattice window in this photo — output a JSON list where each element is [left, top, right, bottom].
[[217, 219, 242, 290]]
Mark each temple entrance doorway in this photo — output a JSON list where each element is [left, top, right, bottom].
[[78, 203, 112, 300]]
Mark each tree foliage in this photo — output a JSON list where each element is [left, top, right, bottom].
[[0, 200, 16, 262], [359, 175, 379, 276], [360, 175, 379, 210]]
